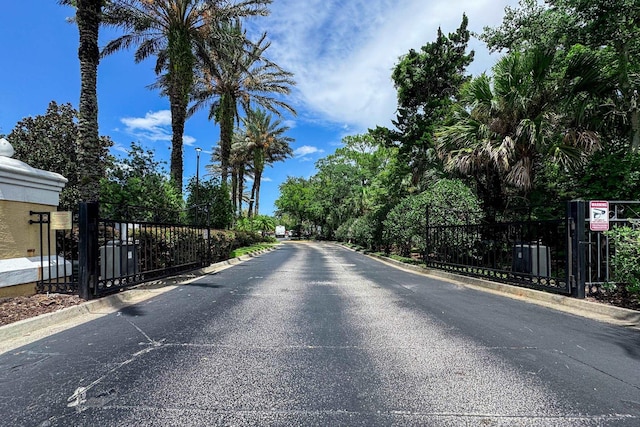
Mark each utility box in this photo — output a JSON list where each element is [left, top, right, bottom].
[[512, 243, 551, 277], [100, 241, 139, 280]]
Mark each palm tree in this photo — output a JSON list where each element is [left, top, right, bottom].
[[230, 131, 254, 216], [241, 108, 293, 217], [59, 0, 106, 202], [437, 48, 604, 215], [253, 214, 275, 236], [102, 0, 270, 194], [190, 20, 296, 185]]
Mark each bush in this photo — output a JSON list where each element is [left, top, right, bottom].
[[604, 226, 640, 295], [384, 179, 483, 257]]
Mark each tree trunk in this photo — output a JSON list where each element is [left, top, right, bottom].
[[219, 94, 235, 185], [231, 165, 238, 215], [76, 0, 102, 202], [237, 165, 245, 217], [169, 93, 185, 194]]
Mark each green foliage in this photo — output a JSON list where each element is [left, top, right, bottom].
[[574, 145, 640, 201], [100, 142, 183, 222], [383, 179, 482, 257], [604, 226, 640, 295], [135, 226, 207, 272], [185, 177, 233, 229], [385, 14, 474, 188], [7, 101, 112, 210], [275, 177, 317, 225]]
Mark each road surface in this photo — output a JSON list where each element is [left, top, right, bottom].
[[1, 242, 639, 426]]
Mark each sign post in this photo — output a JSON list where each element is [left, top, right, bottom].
[[589, 201, 609, 231]]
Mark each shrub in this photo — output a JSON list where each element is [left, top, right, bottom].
[[384, 179, 483, 257], [604, 226, 640, 295]]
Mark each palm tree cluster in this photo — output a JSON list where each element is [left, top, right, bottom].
[[62, 0, 296, 215]]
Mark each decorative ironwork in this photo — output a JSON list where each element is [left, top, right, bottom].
[[29, 211, 79, 294], [31, 202, 213, 299], [424, 207, 571, 295], [584, 201, 640, 294]]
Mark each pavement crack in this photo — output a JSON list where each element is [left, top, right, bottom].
[[66, 320, 165, 413]]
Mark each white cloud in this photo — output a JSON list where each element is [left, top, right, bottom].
[[294, 145, 324, 158], [254, 0, 519, 131], [120, 110, 196, 145]]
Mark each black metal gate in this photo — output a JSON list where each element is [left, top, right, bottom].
[[571, 200, 640, 296], [29, 210, 79, 294], [32, 202, 213, 299]]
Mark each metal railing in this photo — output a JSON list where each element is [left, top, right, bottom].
[[424, 217, 571, 295]]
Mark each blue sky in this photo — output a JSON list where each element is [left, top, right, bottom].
[[0, 0, 517, 216]]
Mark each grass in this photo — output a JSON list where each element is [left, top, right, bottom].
[[229, 243, 277, 258]]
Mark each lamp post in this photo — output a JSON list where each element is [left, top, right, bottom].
[[195, 147, 202, 224]]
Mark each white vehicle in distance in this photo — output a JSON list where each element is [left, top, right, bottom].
[[275, 225, 286, 238]]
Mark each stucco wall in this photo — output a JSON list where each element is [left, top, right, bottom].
[[0, 200, 54, 259]]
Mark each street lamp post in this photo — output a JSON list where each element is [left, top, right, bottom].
[[195, 147, 202, 224]]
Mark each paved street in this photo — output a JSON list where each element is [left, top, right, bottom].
[[1, 242, 639, 426]]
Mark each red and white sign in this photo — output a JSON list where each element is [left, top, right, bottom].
[[589, 201, 609, 231]]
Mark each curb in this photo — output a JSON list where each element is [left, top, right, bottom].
[[364, 249, 640, 328], [0, 246, 278, 354]]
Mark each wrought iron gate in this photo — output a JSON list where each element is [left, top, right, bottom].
[[573, 200, 640, 296], [31, 202, 213, 299]]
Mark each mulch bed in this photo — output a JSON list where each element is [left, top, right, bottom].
[[0, 294, 83, 327]]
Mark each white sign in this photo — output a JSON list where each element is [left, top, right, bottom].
[[589, 201, 609, 231]]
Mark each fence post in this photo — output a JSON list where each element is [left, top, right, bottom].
[[78, 202, 99, 300], [424, 205, 430, 262], [568, 200, 586, 299]]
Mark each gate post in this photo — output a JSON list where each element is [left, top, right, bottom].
[[568, 200, 586, 299], [78, 202, 99, 300]]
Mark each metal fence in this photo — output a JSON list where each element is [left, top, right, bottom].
[[424, 216, 571, 295], [32, 202, 213, 299], [582, 201, 640, 294]]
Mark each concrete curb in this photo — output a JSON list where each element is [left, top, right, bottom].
[[0, 246, 278, 354], [361, 248, 640, 328]]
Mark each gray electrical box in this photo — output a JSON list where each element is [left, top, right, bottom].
[[512, 244, 550, 277], [100, 242, 139, 280]]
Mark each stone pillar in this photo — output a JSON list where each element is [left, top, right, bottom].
[[0, 138, 68, 297]]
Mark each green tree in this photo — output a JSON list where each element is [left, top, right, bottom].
[[252, 214, 275, 236], [241, 108, 293, 216], [310, 133, 402, 238], [185, 177, 233, 228], [8, 101, 113, 210], [100, 142, 183, 222], [437, 48, 604, 217], [375, 14, 474, 189], [483, 0, 640, 150], [275, 177, 315, 226], [103, 0, 271, 194], [190, 20, 295, 184]]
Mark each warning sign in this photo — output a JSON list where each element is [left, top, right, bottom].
[[589, 201, 609, 231]]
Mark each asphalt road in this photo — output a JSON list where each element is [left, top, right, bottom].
[[1, 242, 639, 426]]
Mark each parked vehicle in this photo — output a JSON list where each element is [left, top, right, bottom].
[[275, 225, 286, 238]]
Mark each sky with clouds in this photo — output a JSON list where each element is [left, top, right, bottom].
[[0, 0, 518, 216]]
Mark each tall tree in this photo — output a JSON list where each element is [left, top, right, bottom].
[[437, 48, 605, 216], [190, 20, 295, 184], [241, 108, 293, 216], [375, 14, 474, 189], [103, 0, 271, 194], [60, 0, 105, 201], [482, 0, 640, 150], [8, 101, 113, 210]]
